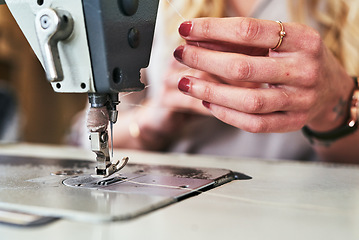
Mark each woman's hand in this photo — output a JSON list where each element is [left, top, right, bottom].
[[174, 17, 355, 133], [154, 60, 216, 116]]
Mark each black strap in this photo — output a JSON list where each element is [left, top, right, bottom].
[[302, 124, 357, 144]]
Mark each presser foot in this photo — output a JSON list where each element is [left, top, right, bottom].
[[94, 157, 129, 178]]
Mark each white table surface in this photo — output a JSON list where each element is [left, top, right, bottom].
[[0, 143, 358, 240]]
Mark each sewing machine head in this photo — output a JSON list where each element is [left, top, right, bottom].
[[1, 0, 159, 177]]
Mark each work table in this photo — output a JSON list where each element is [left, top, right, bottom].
[[0, 143, 358, 240]]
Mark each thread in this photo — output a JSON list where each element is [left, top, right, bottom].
[[166, 0, 186, 21], [86, 106, 109, 132]]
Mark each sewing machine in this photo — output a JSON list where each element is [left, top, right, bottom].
[[0, 0, 243, 226], [1, 2, 359, 238], [0, 0, 159, 177]]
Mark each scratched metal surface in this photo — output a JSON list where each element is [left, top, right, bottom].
[[0, 154, 234, 223]]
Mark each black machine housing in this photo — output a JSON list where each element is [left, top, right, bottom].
[[83, 0, 159, 94]]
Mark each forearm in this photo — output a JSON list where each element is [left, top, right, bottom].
[[113, 102, 189, 151], [112, 109, 168, 151], [313, 132, 359, 164]]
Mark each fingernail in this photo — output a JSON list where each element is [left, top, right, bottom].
[[178, 77, 191, 93], [179, 21, 192, 37], [173, 45, 184, 62], [202, 101, 211, 109]]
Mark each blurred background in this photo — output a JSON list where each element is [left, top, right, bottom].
[[0, 6, 87, 144]]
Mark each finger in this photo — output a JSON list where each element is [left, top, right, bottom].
[[179, 18, 306, 52], [164, 68, 223, 90], [186, 40, 269, 56], [164, 91, 210, 115], [178, 76, 307, 114], [155, 86, 210, 115], [174, 44, 298, 85], [203, 103, 306, 133]]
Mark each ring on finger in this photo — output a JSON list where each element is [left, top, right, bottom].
[[271, 21, 286, 51]]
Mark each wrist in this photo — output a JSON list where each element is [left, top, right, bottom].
[[302, 77, 359, 144]]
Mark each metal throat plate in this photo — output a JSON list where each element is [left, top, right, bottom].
[[0, 155, 246, 224]]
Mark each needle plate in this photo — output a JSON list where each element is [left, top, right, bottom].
[[0, 155, 247, 224]]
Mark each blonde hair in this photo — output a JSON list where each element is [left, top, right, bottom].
[[290, 0, 359, 75], [163, 0, 359, 75]]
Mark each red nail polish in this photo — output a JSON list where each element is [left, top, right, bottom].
[[202, 101, 211, 109], [179, 21, 192, 37], [174, 45, 184, 62], [178, 77, 191, 93]]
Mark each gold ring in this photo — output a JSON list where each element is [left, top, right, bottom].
[[271, 21, 286, 51]]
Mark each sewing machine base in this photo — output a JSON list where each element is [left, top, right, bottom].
[[0, 154, 247, 225]]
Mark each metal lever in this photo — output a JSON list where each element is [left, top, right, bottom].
[[35, 8, 74, 82]]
